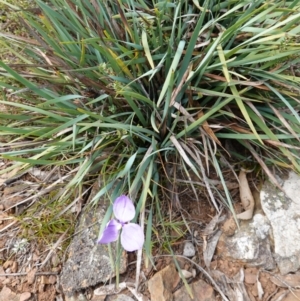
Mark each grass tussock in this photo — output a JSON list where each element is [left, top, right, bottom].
[[0, 0, 300, 260]]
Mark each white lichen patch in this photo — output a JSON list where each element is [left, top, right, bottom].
[[250, 214, 270, 240], [260, 171, 300, 274]]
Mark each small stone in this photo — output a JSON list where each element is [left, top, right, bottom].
[[148, 264, 177, 301], [51, 253, 61, 267], [3, 260, 13, 270], [180, 270, 193, 279], [38, 283, 45, 293], [91, 295, 106, 301], [65, 293, 88, 301], [173, 279, 215, 301], [222, 217, 237, 236], [183, 242, 196, 257], [0, 286, 18, 301], [2, 278, 11, 285], [244, 268, 258, 284], [11, 278, 19, 288], [19, 292, 31, 301], [0, 266, 6, 282], [11, 261, 18, 273], [48, 275, 57, 284], [41, 275, 56, 284], [26, 268, 36, 285], [106, 294, 135, 301]]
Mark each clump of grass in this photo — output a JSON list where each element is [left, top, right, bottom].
[[16, 191, 75, 248], [0, 0, 300, 266]]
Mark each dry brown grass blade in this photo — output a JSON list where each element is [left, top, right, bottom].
[[169, 64, 193, 107], [204, 73, 267, 89], [244, 141, 283, 191], [265, 139, 300, 150], [202, 210, 225, 268], [169, 137, 200, 205], [39, 230, 69, 269], [202, 130, 210, 174], [197, 111, 222, 146], [246, 101, 265, 124], [170, 136, 198, 176], [76, 76, 115, 95], [36, 48, 55, 66], [269, 104, 300, 142], [226, 123, 253, 134], [170, 101, 213, 172], [18, 17, 51, 50], [179, 140, 219, 211], [115, 1, 132, 40], [0, 32, 40, 46], [271, 79, 300, 95], [4, 169, 78, 212]]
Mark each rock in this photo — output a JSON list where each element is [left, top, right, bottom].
[[0, 266, 6, 282], [217, 213, 275, 269], [222, 217, 237, 236], [3, 260, 13, 270], [11, 261, 18, 273], [60, 177, 127, 296], [250, 214, 271, 240], [90, 295, 106, 301], [65, 293, 88, 301], [26, 268, 36, 285], [183, 241, 196, 257], [19, 292, 31, 301], [0, 286, 18, 301], [244, 268, 258, 284], [173, 279, 215, 301], [148, 263, 177, 301], [180, 269, 193, 279], [260, 171, 300, 274], [38, 283, 45, 293], [106, 294, 135, 301], [41, 275, 56, 285]]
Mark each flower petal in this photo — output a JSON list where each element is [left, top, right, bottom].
[[121, 223, 144, 252], [97, 219, 121, 244], [113, 195, 135, 223]]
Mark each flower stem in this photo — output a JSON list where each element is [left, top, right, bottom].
[[115, 236, 121, 290]]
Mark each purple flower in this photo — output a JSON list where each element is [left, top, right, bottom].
[[98, 195, 144, 252]]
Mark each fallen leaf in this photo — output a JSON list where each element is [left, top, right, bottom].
[[236, 169, 254, 220]]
